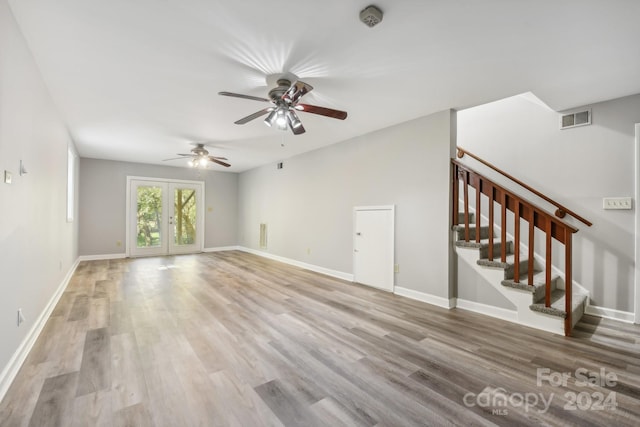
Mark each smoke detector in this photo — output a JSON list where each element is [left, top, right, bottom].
[[360, 5, 383, 27]]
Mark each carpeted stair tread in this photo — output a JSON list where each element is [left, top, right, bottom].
[[477, 253, 524, 268], [502, 271, 556, 302], [477, 254, 531, 280], [453, 225, 491, 240], [455, 238, 510, 249], [529, 290, 588, 318]]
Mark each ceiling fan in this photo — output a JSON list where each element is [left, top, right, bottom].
[[219, 78, 347, 135], [163, 144, 230, 168]]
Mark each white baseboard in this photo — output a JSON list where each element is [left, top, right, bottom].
[[237, 247, 354, 282], [393, 286, 456, 309], [203, 246, 242, 253], [78, 253, 126, 261], [455, 298, 519, 323], [0, 258, 80, 403], [585, 304, 635, 324]]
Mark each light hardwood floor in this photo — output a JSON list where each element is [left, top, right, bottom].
[[1, 251, 639, 426]]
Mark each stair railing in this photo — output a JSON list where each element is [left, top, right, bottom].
[[452, 150, 588, 336], [456, 147, 592, 227]]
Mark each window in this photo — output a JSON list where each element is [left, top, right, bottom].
[[67, 147, 76, 222]]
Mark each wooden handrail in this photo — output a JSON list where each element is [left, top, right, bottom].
[[452, 159, 577, 336], [456, 147, 592, 227]]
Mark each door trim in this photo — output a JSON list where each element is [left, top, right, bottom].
[[353, 205, 395, 291], [125, 176, 205, 257], [635, 123, 640, 324]]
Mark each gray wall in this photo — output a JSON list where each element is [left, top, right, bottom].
[[0, 0, 78, 381], [79, 159, 238, 255], [458, 92, 640, 312], [238, 110, 456, 298]]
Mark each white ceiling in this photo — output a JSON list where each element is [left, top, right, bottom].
[[8, 0, 640, 172]]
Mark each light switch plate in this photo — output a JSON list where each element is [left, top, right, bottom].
[[603, 197, 632, 210], [4, 171, 12, 184]]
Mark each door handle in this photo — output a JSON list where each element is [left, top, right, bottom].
[[356, 232, 362, 236]]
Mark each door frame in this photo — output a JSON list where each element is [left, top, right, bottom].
[[125, 176, 205, 257], [635, 123, 640, 324], [353, 205, 395, 291]]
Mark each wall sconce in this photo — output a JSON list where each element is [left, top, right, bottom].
[[19, 160, 28, 176]]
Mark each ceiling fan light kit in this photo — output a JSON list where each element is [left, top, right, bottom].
[[219, 77, 347, 135]]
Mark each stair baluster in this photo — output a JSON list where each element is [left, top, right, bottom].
[[514, 201, 521, 283], [488, 185, 495, 261], [528, 211, 535, 286]]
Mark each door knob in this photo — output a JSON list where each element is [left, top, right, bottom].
[[356, 232, 362, 236]]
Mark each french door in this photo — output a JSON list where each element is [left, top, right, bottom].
[[127, 177, 204, 257]]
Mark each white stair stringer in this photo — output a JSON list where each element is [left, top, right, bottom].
[[456, 245, 566, 335]]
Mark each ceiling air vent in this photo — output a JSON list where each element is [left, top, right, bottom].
[[560, 109, 591, 130]]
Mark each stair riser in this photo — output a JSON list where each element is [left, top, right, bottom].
[[455, 226, 491, 241], [479, 242, 513, 259], [456, 212, 475, 224]]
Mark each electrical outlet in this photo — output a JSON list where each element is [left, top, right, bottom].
[[307, 248, 311, 255], [394, 264, 399, 273], [4, 171, 12, 184], [603, 197, 632, 210], [116, 240, 122, 247]]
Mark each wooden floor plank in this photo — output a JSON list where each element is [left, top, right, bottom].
[[1, 251, 639, 426], [76, 328, 111, 397]]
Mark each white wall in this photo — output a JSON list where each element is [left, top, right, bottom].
[[0, 0, 78, 386], [78, 158, 238, 255], [238, 110, 456, 299], [458, 92, 640, 314]]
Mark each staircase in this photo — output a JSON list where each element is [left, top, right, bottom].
[[452, 148, 592, 336], [453, 213, 588, 336]]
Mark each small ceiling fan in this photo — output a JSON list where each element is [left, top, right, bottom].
[[219, 78, 347, 135], [163, 144, 230, 168]]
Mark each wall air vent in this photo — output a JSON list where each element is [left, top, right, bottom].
[[259, 223, 268, 249], [560, 109, 591, 130]]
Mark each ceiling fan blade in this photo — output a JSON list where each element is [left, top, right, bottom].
[[234, 108, 273, 125], [296, 104, 347, 120], [218, 91, 271, 103], [208, 156, 228, 161], [177, 153, 196, 156], [163, 156, 193, 161], [283, 81, 313, 104], [209, 158, 231, 167]]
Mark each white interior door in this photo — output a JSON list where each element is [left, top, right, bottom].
[[127, 178, 204, 257], [354, 206, 395, 291]]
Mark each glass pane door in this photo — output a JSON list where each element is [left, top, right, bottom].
[[168, 183, 202, 254], [137, 185, 163, 247], [130, 181, 168, 257]]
